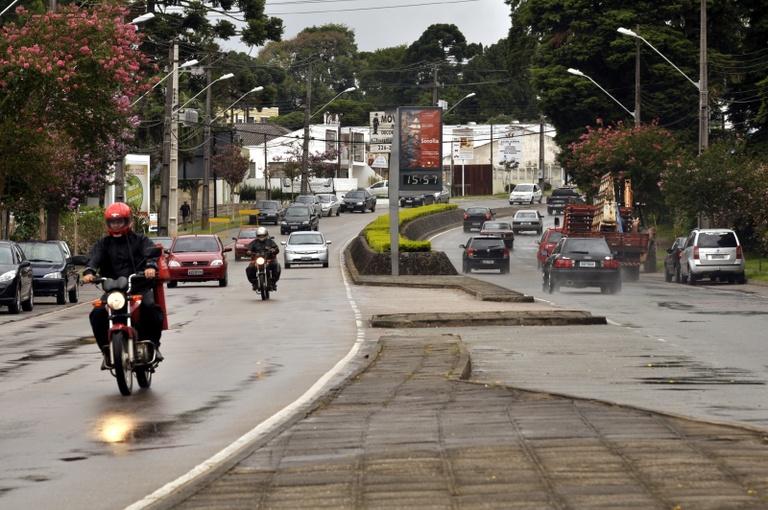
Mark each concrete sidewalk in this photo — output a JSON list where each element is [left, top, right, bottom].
[[153, 271, 768, 509]]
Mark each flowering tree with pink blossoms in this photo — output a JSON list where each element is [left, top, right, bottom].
[[566, 120, 682, 220], [0, 4, 152, 219]]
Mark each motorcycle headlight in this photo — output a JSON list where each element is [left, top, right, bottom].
[[256, 256, 266, 265], [106, 291, 126, 310]]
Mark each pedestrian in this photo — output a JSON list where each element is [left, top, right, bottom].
[[180, 201, 190, 230]]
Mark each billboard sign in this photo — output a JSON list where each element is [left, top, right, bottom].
[[370, 111, 395, 152], [452, 127, 474, 160], [397, 107, 442, 193]]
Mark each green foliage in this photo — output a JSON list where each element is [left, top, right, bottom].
[[363, 204, 458, 253], [9, 210, 40, 241], [240, 184, 259, 201], [60, 207, 106, 256]]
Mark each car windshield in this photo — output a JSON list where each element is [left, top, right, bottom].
[[256, 202, 278, 210], [547, 232, 563, 243], [698, 232, 738, 248], [346, 191, 363, 199], [516, 212, 538, 219], [471, 239, 504, 249], [289, 234, 324, 245], [318, 195, 333, 202], [0, 245, 14, 264], [562, 239, 610, 255], [238, 230, 257, 239], [286, 207, 309, 217], [466, 208, 488, 215], [514, 184, 533, 192], [173, 237, 219, 253], [19, 243, 63, 262]]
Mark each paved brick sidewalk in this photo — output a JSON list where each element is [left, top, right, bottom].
[[165, 335, 768, 509]]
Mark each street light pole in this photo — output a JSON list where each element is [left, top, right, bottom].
[[443, 92, 476, 115], [567, 68, 636, 119]]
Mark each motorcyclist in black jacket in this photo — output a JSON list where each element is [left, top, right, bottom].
[[245, 226, 281, 291], [82, 202, 164, 367]]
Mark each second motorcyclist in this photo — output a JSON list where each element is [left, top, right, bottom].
[[245, 226, 281, 291]]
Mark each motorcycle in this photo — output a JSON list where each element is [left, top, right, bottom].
[[87, 273, 163, 395], [248, 248, 276, 300]]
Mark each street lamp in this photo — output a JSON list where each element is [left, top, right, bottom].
[[211, 86, 263, 123], [130, 58, 198, 107], [617, 26, 707, 154], [300, 85, 355, 195], [567, 68, 635, 119], [444, 92, 476, 115], [175, 72, 234, 113], [130, 12, 155, 25], [0, 0, 20, 17]]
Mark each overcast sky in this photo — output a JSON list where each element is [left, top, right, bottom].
[[225, 0, 511, 54]]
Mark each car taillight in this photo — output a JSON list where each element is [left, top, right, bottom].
[[463, 214, 468, 220], [502, 248, 510, 257], [467, 248, 475, 256], [693, 246, 699, 260], [603, 258, 619, 269], [736, 246, 743, 259], [485, 214, 491, 220], [554, 259, 573, 268]]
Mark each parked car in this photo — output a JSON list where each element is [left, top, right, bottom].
[[293, 195, 322, 216], [232, 228, 259, 261], [479, 221, 515, 249], [153, 236, 174, 251], [459, 236, 510, 274], [50, 240, 72, 258], [679, 228, 746, 285], [17, 240, 79, 304], [536, 228, 564, 268], [281, 231, 332, 269], [400, 186, 451, 207], [542, 236, 621, 294], [254, 200, 285, 225], [0, 240, 35, 314], [340, 190, 377, 213], [317, 193, 341, 217], [664, 236, 687, 283], [509, 183, 543, 204], [512, 209, 544, 234], [463, 206, 496, 232], [166, 234, 231, 288], [432, 185, 451, 204], [366, 180, 389, 198], [280, 204, 320, 234]]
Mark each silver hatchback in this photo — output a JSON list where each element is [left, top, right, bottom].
[[680, 228, 746, 285]]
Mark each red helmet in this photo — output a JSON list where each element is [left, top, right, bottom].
[[104, 202, 133, 237]]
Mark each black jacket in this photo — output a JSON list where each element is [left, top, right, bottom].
[[245, 237, 279, 257], [84, 232, 159, 292]]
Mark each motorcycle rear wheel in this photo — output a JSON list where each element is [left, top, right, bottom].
[[136, 367, 152, 388], [112, 331, 133, 396]]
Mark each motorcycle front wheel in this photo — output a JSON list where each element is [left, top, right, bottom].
[[136, 367, 152, 388], [112, 331, 133, 396], [258, 273, 269, 300]]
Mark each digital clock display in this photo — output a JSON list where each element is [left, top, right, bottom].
[[400, 170, 442, 191]]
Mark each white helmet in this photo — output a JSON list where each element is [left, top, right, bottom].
[[256, 226, 268, 239]]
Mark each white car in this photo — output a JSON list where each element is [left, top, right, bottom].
[[509, 183, 543, 204], [281, 231, 332, 269], [366, 180, 389, 198]]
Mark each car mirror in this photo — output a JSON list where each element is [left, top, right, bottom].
[[326, 240, 332, 245], [281, 241, 287, 246], [72, 255, 88, 265]]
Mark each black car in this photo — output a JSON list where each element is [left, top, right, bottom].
[[542, 236, 621, 294], [664, 236, 687, 283], [340, 190, 377, 213], [255, 200, 285, 225], [280, 204, 320, 234], [463, 206, 495, 232], [17, 240, 80, 304], [459, 236, 510, 274], [0, 240, 35, 314]]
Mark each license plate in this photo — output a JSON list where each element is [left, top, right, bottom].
[[290, 225, 298, 230], [580, 261, 596, 267], [482, 260, 495, 264], [187, 269, 204, 275], [522, 222, 531, 225], [709, 254, 726, 259], [301, 257, 312, 261], [472, 222, 481, 226]]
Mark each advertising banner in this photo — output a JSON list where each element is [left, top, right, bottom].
[[124, 154, 150, 214], [452, 127, 474, 160], [370, 111, 395, 152], [397, 107, 442, 192]]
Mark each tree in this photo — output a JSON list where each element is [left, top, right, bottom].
[[0, 5, 151, 222], [566, 120, 681, 219], [212, 144, 250, 219]]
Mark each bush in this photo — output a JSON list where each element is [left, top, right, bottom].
[[240, 184, 258, 201], [363, 204, 457, 253], [61, 206, 106, 255]]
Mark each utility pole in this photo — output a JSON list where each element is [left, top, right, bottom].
[[698, 0, 708, 155], [538, 115, 545, 188], [633, 25, 641, 127], [202, 65, 212, 229], [159, 41, 178, 237], [300, 62, 312, 196]]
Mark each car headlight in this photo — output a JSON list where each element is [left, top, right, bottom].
[[302, 220, 309, 225], [356, 201, 363, 205], [0, 269, 17, 282], [236, 243, 246, 248], [106, 291, 126, 310], [169, 260, 181, 267], [43, 271, 63, 279], [281, 220, 288, 225], [286, 249, 297, 255], [211, 259, 224, 266]]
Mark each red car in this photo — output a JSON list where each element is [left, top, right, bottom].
[[167, 234, 231, 288], [232, 228, 259, 261], [537, 228, 563, 268]]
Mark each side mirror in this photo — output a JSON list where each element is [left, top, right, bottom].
[[72, 255, 88, 265], [281, 241, 287, 246]]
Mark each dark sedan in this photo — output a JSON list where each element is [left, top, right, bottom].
[[459, 236, 510, 274], [254, 200, 285, 225], [463, 206, 496, 232], [17, 240, 79, 304], [542, 236, 621, 294], [280, 204, 320, 234], [0, 240, 35, 314], [340, 190, 377, 213]]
